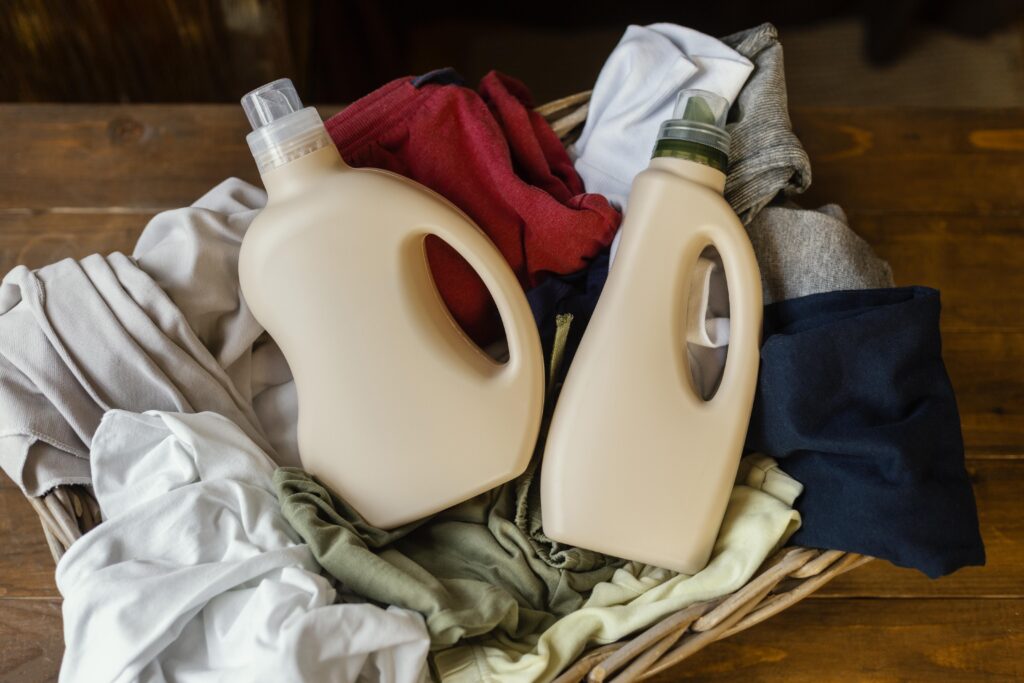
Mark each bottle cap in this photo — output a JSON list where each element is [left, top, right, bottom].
[[242, 78, 304, 130], [652, 89, 731, 172], [241, 78, 330, 174]]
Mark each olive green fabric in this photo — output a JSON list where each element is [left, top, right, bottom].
[[435, 456, 801, 682], [275, 453, 801, 681], [274, 467, 620, 649]]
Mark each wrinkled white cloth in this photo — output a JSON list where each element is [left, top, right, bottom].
[[0, 179, 302, 497], [57, 409, 429, 683], [573, 24, 753, 211], [132, 179, 300, 465]]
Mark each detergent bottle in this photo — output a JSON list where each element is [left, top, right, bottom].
[[239, 79, 544, 529], [541, 90, 762, 573]]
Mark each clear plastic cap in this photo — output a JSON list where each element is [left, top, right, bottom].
[[241, 78, 330, 174], [242, 78, 304, 130], [653, 89, 731, 171], [672, 89, 729, 128]]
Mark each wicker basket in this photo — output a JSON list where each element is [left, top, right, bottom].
[[27, 90, 873, 683]]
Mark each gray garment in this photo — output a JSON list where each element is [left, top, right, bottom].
[[691, 203, 895, 396], [750, 204, 895, 304], [0, 179, 298, 496], [131, 180, 299, 464], [722, 23, 812, 223]]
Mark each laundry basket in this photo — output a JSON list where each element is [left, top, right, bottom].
[[26, 90, 873, 683]]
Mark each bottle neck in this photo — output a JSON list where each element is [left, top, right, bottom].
[[647, 156, 726, 194], [260, 142, 348, 202]]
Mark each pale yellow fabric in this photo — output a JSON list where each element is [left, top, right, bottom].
[[434, 455, 801, 682]]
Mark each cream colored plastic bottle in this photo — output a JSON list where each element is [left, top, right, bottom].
[[238, 79, 544, 529], [541, 90, 762, 574]]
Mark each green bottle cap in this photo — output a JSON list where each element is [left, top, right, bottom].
[[652, 90, 731, 172]]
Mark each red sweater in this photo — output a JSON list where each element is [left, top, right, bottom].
[[325, 70, 620, 345]]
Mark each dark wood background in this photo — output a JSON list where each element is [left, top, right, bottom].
[[2, 0, 1022, 105]]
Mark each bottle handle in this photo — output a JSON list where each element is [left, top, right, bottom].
[[422, 220, 545, 389], [701, 224, 762, 407]]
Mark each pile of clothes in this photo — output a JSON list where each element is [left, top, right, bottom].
[[0, 22, 983, 683]]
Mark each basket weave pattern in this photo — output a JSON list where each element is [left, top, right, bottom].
[[27, 91, 872, 683]]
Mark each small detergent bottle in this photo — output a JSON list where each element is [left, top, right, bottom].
[[540, 90, 762, 573], [238, 79, 545, 529]]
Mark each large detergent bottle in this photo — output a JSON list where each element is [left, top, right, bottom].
[[541, 90, 762, 573], [238, 79, 544, 529]]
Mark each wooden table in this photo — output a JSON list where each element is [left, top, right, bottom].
[[1, 105, 1022, 681]]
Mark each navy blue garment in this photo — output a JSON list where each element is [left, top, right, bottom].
[[527, 259, 985, 578], [746, 287, 984, 577], [527, 250, 609, 386]]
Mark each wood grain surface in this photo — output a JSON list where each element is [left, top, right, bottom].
[[0, 105, 1022, 681], [0, 0, 297, 103]]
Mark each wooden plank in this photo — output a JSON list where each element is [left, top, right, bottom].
[[944, 331, 1024, 456], [0, 104, 338, 211], [803, 155, 1024, 216], [0, 212, 151, 274], [0, 488, 59, 599], [793, 109, 1024, 158], [849, 214, 1024, 332], [793, 108, 1024, 215], [0, 599, 62, 683], [649, 598, 1024, 681], [0, 106, 1021, 215], [0, 105, 259, 210]]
